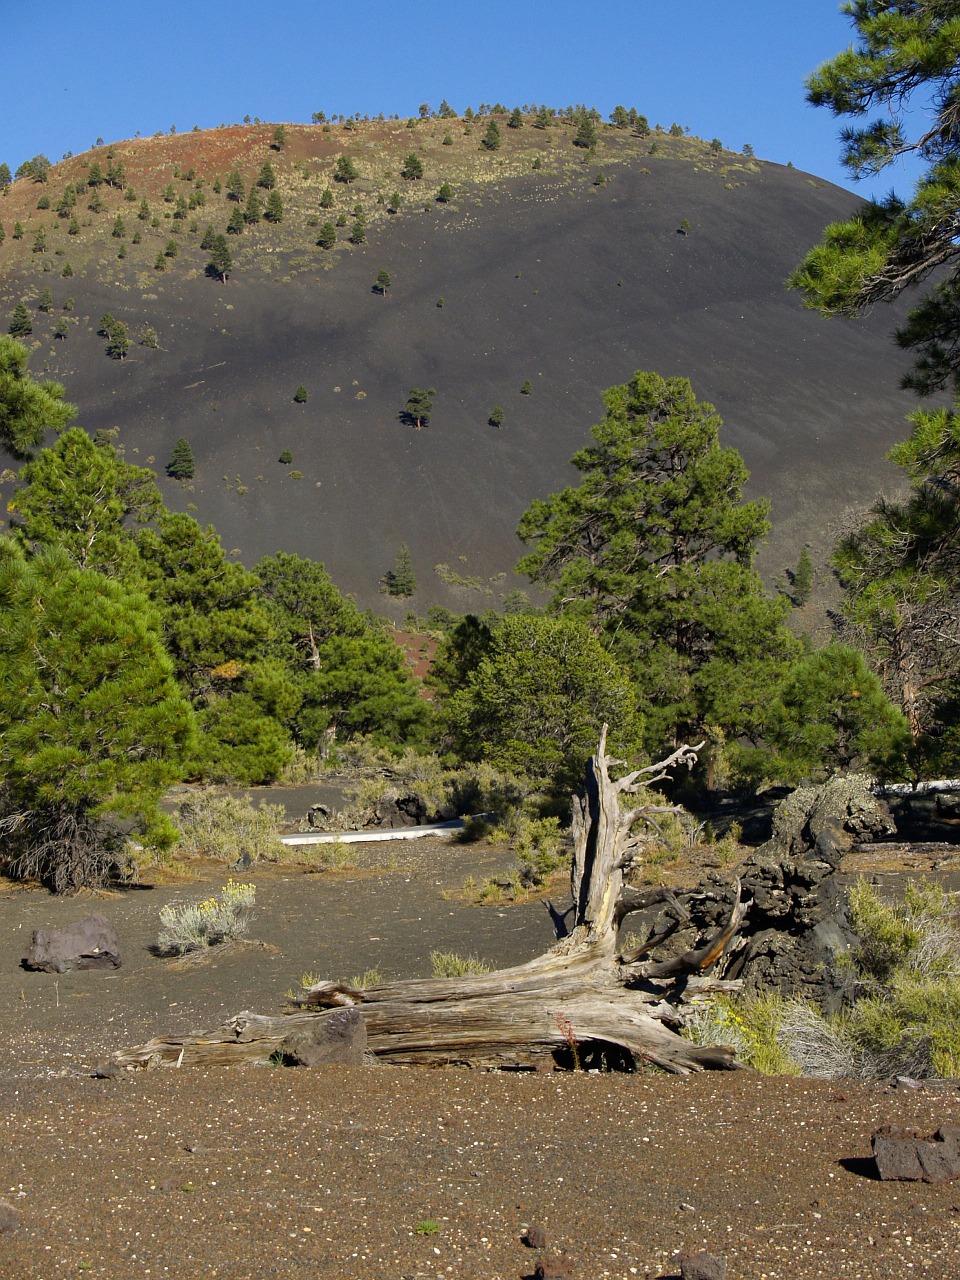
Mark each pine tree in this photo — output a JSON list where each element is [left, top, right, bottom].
[[227, 206, 245, 235], [401, 152, 424, 180], [374, 268, 392, 296], [8, 301, 32, 337], [0, 542, 196, 891], [293, 385, 308, 403], [208, 234, 232, 282], [105, 320, 129, 361], [256, 162, 276, 190], [319, 187, 334, 208], [316, 221, 336, 249], [264, 190, 283, 222], [244, 188, 262, 223], [225, 169, 244, 202], [573, 115, 597, 149], [386, 543, 417, 596], [334, 155, 359, 183], [790, 1, 960, 393], [166, 436, 195, 480], [508, 107, 523, 129], [792, 545, 814, 606], [436, 182, 453, 203], [517, 371, 795, 751], [0, 335, 76, 456], [399, 387, 436, 430], [488, 405, 505, 428], [111, 214, 125, 238], [37, 288, 54, 313], [480, 120, 501, 151]]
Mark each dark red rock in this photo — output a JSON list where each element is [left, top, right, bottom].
[[872, 1124, 960, 1183], [0, 1200, 22, 1234], [532, 1253, 575, 1279], [280, 1007, 367, 1066], [680, 1253, 727, 1280], [23, 914, 121, 973]]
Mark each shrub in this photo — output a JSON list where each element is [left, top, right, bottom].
[[688, 878, 960, 1080], [491, 813, 566, 883], [157, 879, 255, 954], [685, 994, 800, 1075], [174, 792, 286, 863]]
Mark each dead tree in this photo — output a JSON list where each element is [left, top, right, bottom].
[[111, 728, 748, 1073]]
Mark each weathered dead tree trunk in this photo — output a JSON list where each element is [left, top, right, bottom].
[[111, 728, 748, 1074]]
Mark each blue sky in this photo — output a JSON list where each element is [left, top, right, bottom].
[[1, 1, 922, 200]]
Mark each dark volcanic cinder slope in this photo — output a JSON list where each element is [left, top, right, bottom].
[[0, 141, 916, 612]]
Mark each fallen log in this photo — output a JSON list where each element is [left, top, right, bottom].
[[110, 727, 749, 1074]]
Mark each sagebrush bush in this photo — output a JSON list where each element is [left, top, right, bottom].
[[158, 879, 256, 954], [175, 792, 286, 863]]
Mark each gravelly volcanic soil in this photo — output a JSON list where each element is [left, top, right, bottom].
[[2, 840, 959, 1279]]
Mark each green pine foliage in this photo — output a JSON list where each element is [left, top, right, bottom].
[[832, 402, 960, 769], [166, 436, 195, 480], [244, 188, 263, 224], [480, 120, 501, 151], [8, 302, 32, 338], [386, 542, 416, 596], [400, 152, 424, 180], [9, 427, 162, 579], [0, 336, 75, 457], [792, 545, 814, 605], [399, 387, 436, 429], [441, 613, 640, 789], [0, 542, 196, 891], [790, 2, 960, 393], [207, 234, 232, 281], [765, 644, 910, 780], [516, 371, 796, 753]]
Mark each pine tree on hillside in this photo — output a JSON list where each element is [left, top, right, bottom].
[[8, 301, 32, 337], [166, 436, 195, 480], [386, 543, 417, 596]]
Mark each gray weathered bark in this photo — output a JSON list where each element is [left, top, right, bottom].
[[110, 728, 748, 1073]]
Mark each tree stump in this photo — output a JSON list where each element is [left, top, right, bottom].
[[110, 729, 748, 1073]]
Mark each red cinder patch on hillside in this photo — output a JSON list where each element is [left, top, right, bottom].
[[392, 631, 437, 697]]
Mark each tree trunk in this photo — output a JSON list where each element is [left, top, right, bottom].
[[110, 729, 748, 1074]]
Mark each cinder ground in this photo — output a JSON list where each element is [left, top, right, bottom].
[[1, 837, 959, 1279]]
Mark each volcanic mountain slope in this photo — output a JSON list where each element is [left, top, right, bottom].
[[0, 117, 918, 612]]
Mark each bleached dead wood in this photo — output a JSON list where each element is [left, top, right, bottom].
[[111, 727, 748, 1074]]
